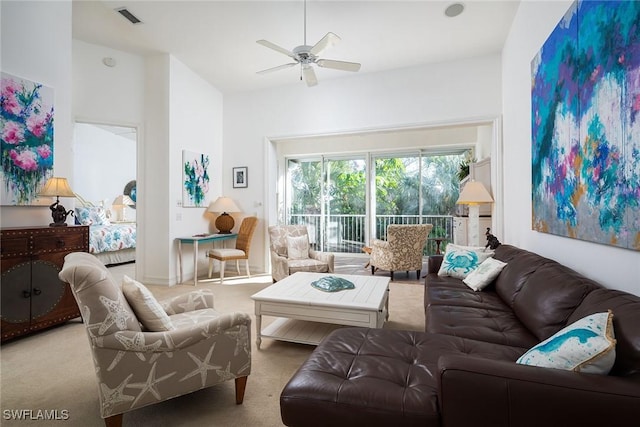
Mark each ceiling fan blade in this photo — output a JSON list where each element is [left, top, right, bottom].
[[309, 32, 341, 56], [303, 66, 318, 87], [256, 39, 296, 59], [257, 63, 298, 74], [316, 59, 361, 72]]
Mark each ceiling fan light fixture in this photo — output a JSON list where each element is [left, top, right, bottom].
[[256, 1, 360, 86], [444, 3, 465, 18]]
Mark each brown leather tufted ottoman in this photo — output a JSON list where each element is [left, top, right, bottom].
[[280, 327, 442, 427]]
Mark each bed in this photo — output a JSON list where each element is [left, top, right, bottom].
[[75, 206, 136, 265]]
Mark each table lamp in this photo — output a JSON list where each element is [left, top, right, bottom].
[[112, 195, 135, 221], [456, 180, 494, 246], [207, 197, 241, 234], [39, 177, 76, 227]]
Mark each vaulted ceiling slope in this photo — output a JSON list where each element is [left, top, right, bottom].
[[72, 0, 520, 94]]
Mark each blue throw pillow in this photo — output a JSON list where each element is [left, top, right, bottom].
[[437, 244, 493, 279], [516, 311, 616, 374], [311, 276, 355, 292]]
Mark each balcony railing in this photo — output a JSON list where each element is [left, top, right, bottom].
[[287, 213, 453, 255]]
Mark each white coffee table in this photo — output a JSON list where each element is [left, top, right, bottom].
[[251, 272, 390, 348]]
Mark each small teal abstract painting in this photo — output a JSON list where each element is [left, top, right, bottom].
[[531, 1, 640, 250], [182, 150, 210, 207], [1, 73, 54, 205]]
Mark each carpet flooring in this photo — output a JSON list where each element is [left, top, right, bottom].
[[0, 257, 426, 426]]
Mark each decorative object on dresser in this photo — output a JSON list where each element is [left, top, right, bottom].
[[208, 196, 242, 234], [0, 225, 89, 341], [38, 177, 76, 226]]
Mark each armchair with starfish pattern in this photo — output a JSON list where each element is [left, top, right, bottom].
[[59, 252, 251, 427]]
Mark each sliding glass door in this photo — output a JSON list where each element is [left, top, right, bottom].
[[286, 156, 366, 253], [285, 149, 467, 254]]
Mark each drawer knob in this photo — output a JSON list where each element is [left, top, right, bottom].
[[22, 290, 31, 298], [33, 288, 42, 296], [56, 239, 66, 248]]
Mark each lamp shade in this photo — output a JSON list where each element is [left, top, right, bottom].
[[39, 177, 75, 197], [207, 197, 241, 214], [112, 195, 134, 207], [456, 180, 494, 205]]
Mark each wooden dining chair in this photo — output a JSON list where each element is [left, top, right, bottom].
[[207, 216, 258, 283]]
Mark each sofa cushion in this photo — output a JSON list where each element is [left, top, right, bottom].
[[424, 275, 511, 312], [492, 245, 550, 307], [288, 258, 330, 274], [512, 263, 599, 341], [516, 311, 616, 374], [280, 327, 526, 427], [426, 305, 538, 349], [568, 288, 640, 377]]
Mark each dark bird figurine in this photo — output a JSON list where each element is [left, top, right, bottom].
[[485, 227, 501, 250]]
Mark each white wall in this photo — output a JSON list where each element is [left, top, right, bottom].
[[0, 0, 72, 227], [224, 55, 503, 273], [166, 56, 224, 285], [72, 40, 144, 125], [502, 1, 639, 295]]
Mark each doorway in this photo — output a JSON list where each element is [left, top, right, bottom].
[[73, 122, 137, 221]]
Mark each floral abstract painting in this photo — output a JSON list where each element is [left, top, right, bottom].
[[182, 150, 210, 207], [531, 0, 640, 250], [1, 73, 54, 205]]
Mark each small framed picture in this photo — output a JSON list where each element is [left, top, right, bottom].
[[233, 167, 248, 188]]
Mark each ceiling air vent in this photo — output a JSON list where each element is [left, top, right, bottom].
[[115, 8, 142, 24]]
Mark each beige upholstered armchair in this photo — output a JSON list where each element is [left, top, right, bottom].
[[370, 224, 433, 280], [268, 225, 334, 282], [59, 252, 251, 427]]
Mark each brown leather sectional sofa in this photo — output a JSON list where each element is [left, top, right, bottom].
[[280, 244, 640, 426]]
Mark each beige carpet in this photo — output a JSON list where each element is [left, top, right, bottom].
[[0, 260, 425, 427]]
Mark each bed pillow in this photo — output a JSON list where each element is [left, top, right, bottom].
[[463, 257, 507, 291], [438, 244, 493, 279], [287, 235, 310, 260], [516, 311, 616, 374], [76, 206, 111, 226], [122, 275, 174, 331]]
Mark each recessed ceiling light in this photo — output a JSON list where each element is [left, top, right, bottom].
[[102, 57, 117, 68], [445, 3, 465, 18]]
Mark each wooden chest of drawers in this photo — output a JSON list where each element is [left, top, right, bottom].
[[1, 226, 89, 341]]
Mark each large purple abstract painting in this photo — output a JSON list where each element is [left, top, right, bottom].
[[531, 0, 640, 251]]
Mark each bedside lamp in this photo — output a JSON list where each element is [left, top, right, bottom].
[[207, 197, 241, 234], [456, 180, 494, 246], [39, 177, 76, 227], [112, 195, 134, 221]]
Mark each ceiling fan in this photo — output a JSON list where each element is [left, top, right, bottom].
[[256, 0, 361, 87]]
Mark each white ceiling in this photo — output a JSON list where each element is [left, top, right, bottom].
[[72, 0, 520, 94]]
